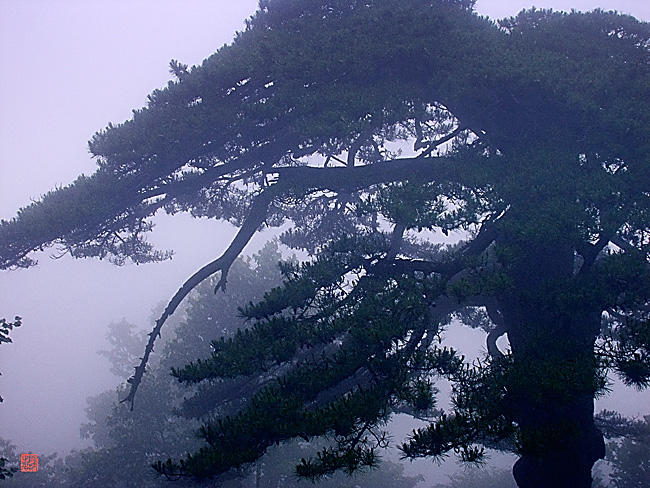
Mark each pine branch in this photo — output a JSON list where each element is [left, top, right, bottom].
[[271, 154, 460, 194], [121, 190, 274, 409]]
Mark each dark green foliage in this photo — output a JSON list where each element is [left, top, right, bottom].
[[599, 311, 650, 389], [159, 236, 468, 480], [400, 354, 511, 463], [3, 241, 421, 487], [0, 317, 21, 347], [1, 1, 649, 270], [0, 317, 21, 403], [596, 410, 650, 440], [69, 243, 287, 487]]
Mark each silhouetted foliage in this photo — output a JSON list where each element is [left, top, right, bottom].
[[0, 439, 18, 482], [0, 317, 21, 405], [0, 243, 422, 487], [0, 318, 21, 481], [595, 413, 650, 488], [64, 243, 286, 487]]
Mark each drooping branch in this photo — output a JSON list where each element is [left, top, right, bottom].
[[123, 154, 491, 409], [121, 190, 274, 409], [310, 321, 430, 410], [310, 366, 375, 410]]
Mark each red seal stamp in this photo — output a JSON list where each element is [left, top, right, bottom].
[[20, 453, 38, 472]]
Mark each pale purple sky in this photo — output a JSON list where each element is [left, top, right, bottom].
[[0, 0, 649, 460]]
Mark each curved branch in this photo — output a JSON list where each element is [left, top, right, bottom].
[[485, 300, 508, 358], [310, 323, 429, 410], [121, 190, 273, 409], [122, 155, 493, 409]]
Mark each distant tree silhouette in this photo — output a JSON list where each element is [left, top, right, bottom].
[[0, 317, 21, 481], [603, 413, 650, 488], [433, 466, 517, 488]]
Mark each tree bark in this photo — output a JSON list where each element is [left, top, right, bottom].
[[498, 239, 606, 488]]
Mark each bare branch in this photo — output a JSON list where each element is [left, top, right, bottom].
[[121, 190, 273, 409], [387, 222, 406, 260], [310, 324, 429, 410], [272, 154, 459, 194], [121, 154, 489, 409], [417, 126, 467, 159]]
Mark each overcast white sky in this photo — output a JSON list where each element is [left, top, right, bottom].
[[1, 0, 649, 459]]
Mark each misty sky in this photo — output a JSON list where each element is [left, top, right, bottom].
[[1, 0, 649, 458]]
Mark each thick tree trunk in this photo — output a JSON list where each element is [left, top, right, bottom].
[[498, 240, 606, 488], [507, 338, 606, 488]]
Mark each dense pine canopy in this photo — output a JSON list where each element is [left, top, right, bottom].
[[1, 1, 649, 487]]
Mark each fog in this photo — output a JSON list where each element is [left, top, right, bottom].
[[1, 0, 649, 485]]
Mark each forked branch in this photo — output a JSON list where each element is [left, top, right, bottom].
[[122, 156, 488, 408], [121, 190, 273, 409]]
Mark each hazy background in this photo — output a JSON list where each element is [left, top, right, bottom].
[[1, 0, 649, 464]]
